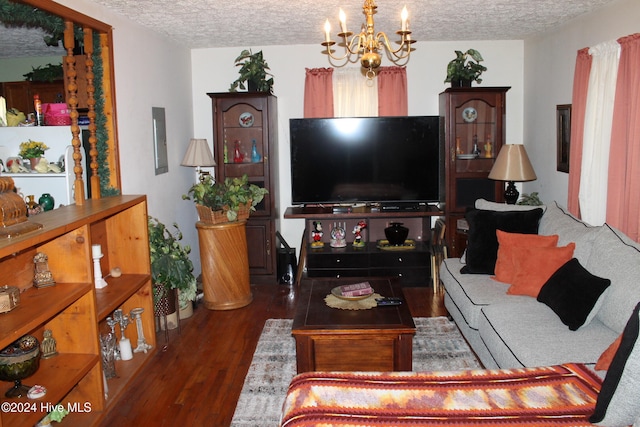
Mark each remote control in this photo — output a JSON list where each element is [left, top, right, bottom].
[[376, 297, 403, 306]]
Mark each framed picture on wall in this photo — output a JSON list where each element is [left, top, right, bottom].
[[556, 104, 571, 173]]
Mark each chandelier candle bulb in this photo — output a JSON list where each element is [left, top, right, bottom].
[[324, 20, 331, 42], [401, 6, 408, 31], [339, 8, 347, 33]]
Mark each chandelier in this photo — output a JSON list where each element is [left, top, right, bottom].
[[322, 0, 415, 79]]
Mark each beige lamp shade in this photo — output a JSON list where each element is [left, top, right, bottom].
[[488, 144, 537, 182], [181, 138, 216, 167]]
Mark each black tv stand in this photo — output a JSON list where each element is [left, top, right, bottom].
[[381, 202, 421, 211], [284, 205, 444, 286]]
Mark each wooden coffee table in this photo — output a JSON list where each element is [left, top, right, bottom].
[[292, 278, 415, 373]]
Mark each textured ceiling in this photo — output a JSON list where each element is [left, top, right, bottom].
[[1, 0, 617, 59]]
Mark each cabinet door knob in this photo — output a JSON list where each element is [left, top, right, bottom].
[[76, 236, 85, 244], [398, 257, 403, 263]]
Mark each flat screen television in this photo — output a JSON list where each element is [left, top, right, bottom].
[[289, 116, 441, 206]]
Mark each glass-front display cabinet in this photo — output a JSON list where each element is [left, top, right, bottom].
[[208, 93, 279, 277], [439, 87, 510, 257]]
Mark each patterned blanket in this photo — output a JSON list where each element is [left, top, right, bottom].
[[280, 363, 602, 426]]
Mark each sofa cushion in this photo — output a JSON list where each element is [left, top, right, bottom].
[[479, 300, 618, 369], [461, 208, 544, 275], [590, 302, 640, 426], [441, 258, 517, 331], [494, 231, 559, 284], [538, 202, 598, 264], [506, 243, 575, 297], [588, 224, 640, 334], [537, 258, 611, 331]]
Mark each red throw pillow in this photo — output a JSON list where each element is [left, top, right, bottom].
[[596, 334, 623, 371], [506, 243, 576, 297], [494, 231, 559, 284]]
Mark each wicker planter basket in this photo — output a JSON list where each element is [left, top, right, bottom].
[[196, 202, 251, 224]]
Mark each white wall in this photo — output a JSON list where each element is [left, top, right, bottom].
[[54, 0, 199, 271], [523, 0, 640, 206], [191, 41, 525, 248]]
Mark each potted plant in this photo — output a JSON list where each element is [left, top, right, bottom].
[[229, 49, 274, 93], [19, 139, 49, 169], [444, 49, 487, 87], [147, 217, 197, 318], [183, 174, 268, 223]]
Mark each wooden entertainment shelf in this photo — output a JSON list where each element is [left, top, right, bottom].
[[0, 195, 155, 427], [285, 205, 443, 286]]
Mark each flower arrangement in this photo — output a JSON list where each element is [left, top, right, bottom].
[[19, 140, 49, 159]]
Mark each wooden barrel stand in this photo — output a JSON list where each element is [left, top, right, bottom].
[[197, 220, 253, 310]]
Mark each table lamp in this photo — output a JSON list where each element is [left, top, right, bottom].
[[488, 144, 537, 204], [181, 138, 216, 182]]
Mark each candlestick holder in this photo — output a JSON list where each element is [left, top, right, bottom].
[[113, 309, 133, 360], [105, 316, 121, 360], [92, 248, 108, 289], [130, 308, 152, 353]]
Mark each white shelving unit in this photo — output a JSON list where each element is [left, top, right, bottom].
[[0, 126, 86, 208]]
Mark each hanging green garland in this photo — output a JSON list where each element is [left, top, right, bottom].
[[92, 33, 119, 197]]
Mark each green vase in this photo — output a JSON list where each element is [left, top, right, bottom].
[[38, 193, 55, 211]]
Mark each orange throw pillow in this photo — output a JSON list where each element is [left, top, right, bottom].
[[506, 243, 576, 297], [494, 231, 559, 284], [595, 334, 623, 371]]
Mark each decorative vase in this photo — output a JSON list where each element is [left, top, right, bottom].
[[384, 222, 409, 246], [38, 193, 54, 211], [28, 157, 40, 170]]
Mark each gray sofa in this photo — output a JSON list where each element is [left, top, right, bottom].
[[441, 200, 640, 372]]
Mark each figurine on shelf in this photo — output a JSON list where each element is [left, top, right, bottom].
[[233, 140, 244, 163], [484, 134, 493, 158], [40, 329, 58, 359], [330, 222, 347, 248], [33, 252, 55, 288], [251, 139, 262, 163], [311, 221, 324, 248], [352, 220, 367, 248], [472, 134, 481, 157]]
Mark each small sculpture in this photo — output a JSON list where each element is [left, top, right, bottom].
[[352, 220, 367, 248], [311, 221, 324, 248], [330, 222, 347, 248], [484, 134, 493, 158], [40, 329, 58, 359], [33, 252, 55, 288]]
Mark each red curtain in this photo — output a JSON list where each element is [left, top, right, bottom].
[[567, 48, 592, 217], [377, 66, 408, 116], [304, 68, 334, 118], [606, 33, 640, 242]]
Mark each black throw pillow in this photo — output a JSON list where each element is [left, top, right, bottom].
[[460, 208, 543, 275], [537, 258, 611, 330]]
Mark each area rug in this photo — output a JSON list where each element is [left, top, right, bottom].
[[230, 317, 481, 427]]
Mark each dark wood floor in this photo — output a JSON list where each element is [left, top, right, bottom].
[[100, 282, 446, 427]]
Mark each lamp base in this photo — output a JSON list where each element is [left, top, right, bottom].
[[504, 181, 519, 205]]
